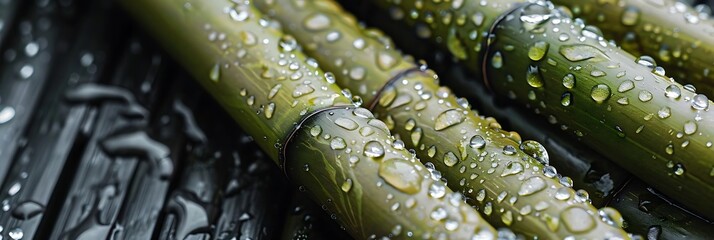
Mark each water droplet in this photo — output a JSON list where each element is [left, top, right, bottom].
[[658, 107, 671, 119], [24, 42, 39, 57], [519, 3, 553, 30], [279, 35, 298, 52], [341, 178, 353, 192], [445, 219, 459, 231], [527, 65, 544, 88], [330, 137, 346, 150], [665, 85, 681, 99], [518, 176, 546, 196], [502, 145, 517, 155], [559, 44, 608, 62], [350, 66, 367, 80], [376, 50, 398, 70], [429, 182, 447, 199], [618, 80, 634, 93], [684, 121, 697, 135], [469, 135, 486, 149], [590, 70, 606, 77], [19, 65, 34, 79], [325, 31, 341, 42], [590, 84, 611, 103], [636, 55, 657, 69], [304, 13, 331, 31], [434, 109, 465, 131], [310, 125, 322, 137], [691, 94, 709, 110], [562, 73, 575, 89], [8, 227, 23, 239], [491, 51, 503, 69], [443, 152, 459, 167], [673, 163, 686, 176], [379, 158, 422, 194], [0, 106, 16, 124], [265, 102, 275, 119], [428, 145, 437, 158], [528, 41, 549, 61], [364, 141, 385, 158], [520, 140, 549, 165], [638, 91, 653, 102], [209, 64, 220, 82], [554, 187, 571, 200], [561, 92, 572, 107], [229, 8, 249, 21], [621, 7, 640, 26], [561, 207, 595, 233], [430, 207, 448, 221], [501, 162, 524, 177], [352, 38, 366, 49], [292, 85, 315, 98], [334, 117, 358, 130]]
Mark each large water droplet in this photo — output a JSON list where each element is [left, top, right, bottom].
[[561, 207, 596, 233], [303, 13, 331, 31], [443, 152, 459, 167], [691, 94, 709, 110], [519, 3, 553, 31], [658, 107, 671, 119], [469, 135, 486, 149], [559, 44, 608, 62], [638, 90, 653, 102], [683, 121, 697, 135], [364, 141, 385, 158], [618, 80, 634, 93], [528, 41, 549, 61], [635, 55, 657, 69], [665, 84, 681, 99], [590, 84, 611, 103], [379, 158, 422, 194], [434, 109, 465, 131], [501, 162, 524, 177], [518, 176, 546, 196], [527, 65, 544, 88], [334, 117, 358, 130], [520, 140, 549, 165], [429, 182, 446, 199], [330, 137, 346, 150]]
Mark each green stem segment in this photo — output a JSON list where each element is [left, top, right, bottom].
[[484, 3, 714, 220], [119, 0, 496, 238], [552, 0, 714, 98], [374, 0, 714, 221], [255, 0, 630, 238]]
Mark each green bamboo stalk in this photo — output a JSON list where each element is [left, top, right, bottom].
[[254, 0, 631, 238], [483, 1, 714, 221], [368, 1, 714, 222], [551, 0, 714, 98], [372, 0, 714, 221], [118, 0, 496, 238]]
